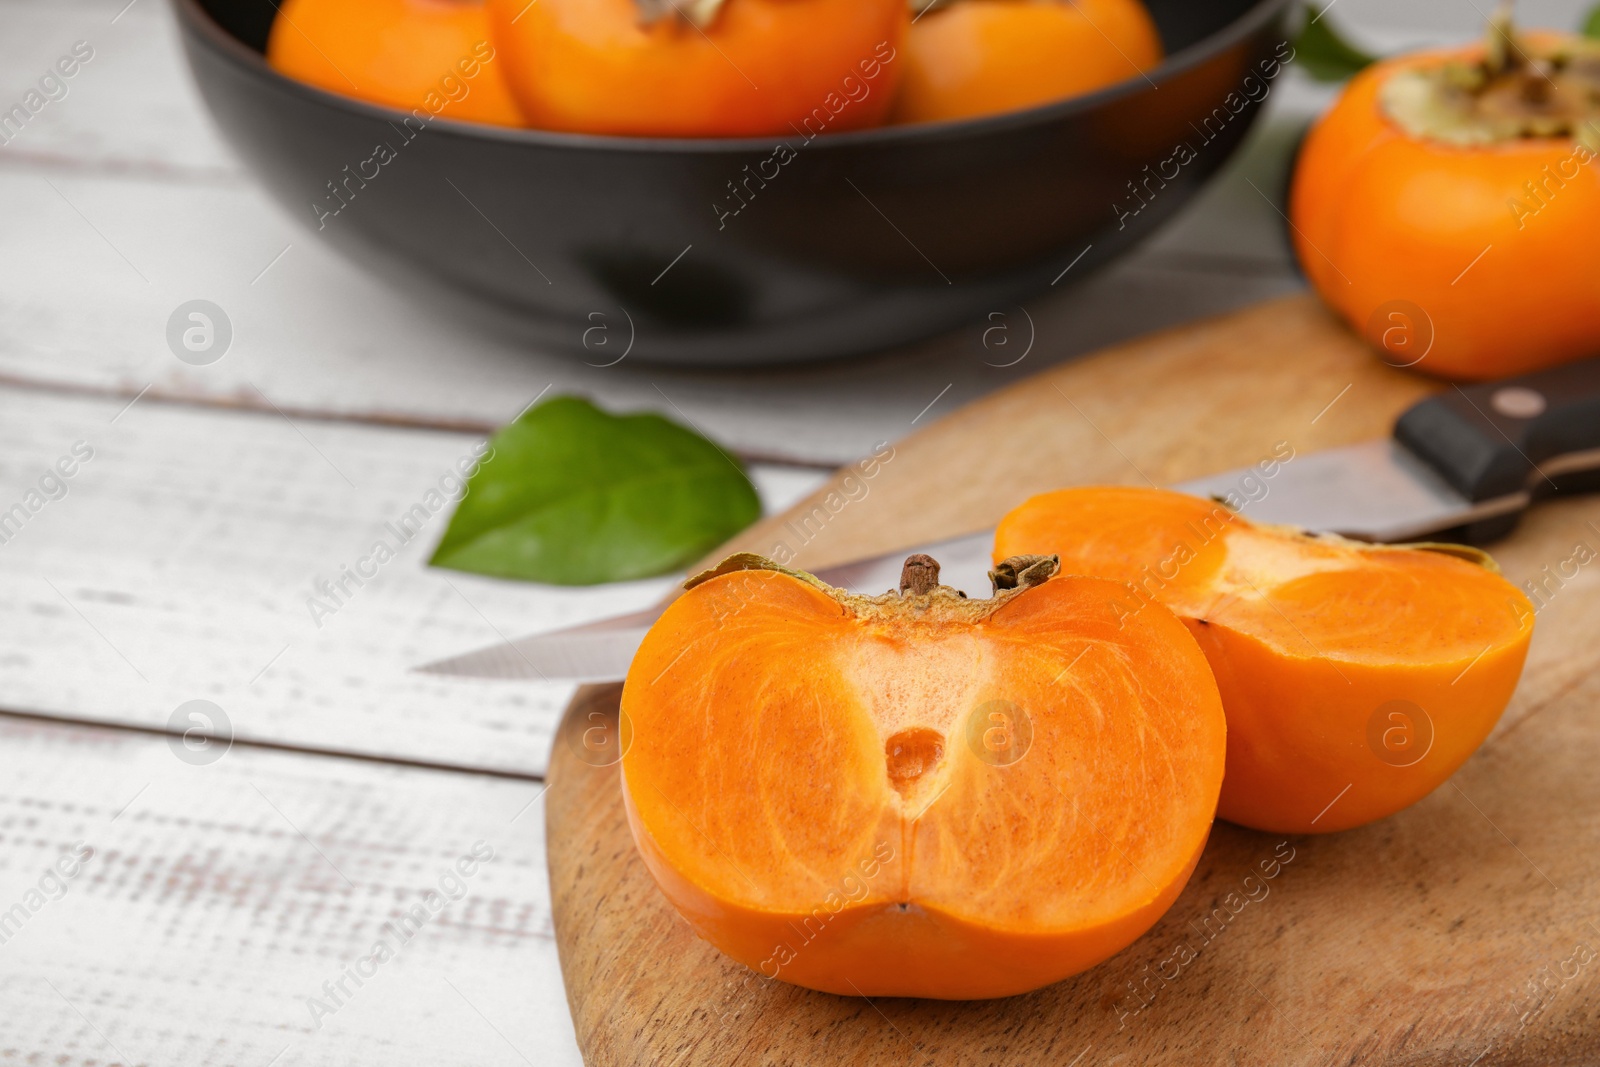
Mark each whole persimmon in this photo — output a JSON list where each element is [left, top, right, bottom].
[[267, 0, 524, 126], [1290, 14, 1600, 380], [995, 487, 1535, 835], [485, 0, 908, 137], [621, 552, 1226, 998], [892, 0, 1163, 124]]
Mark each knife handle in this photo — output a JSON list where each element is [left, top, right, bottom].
[[1394, 356, 1600, 541]]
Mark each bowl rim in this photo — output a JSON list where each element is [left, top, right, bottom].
[[175, 0, 1295, 154]]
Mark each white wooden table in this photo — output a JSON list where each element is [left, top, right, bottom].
[[0, 1, 1587, 1063]]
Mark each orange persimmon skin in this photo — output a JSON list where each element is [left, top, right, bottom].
[[995, 487, 1535, 835], [893, 0, 1163, 124], [266, 0, 523, 126], [620, 561, 1225, 998], [1290, 38, 1600, 380], [486, 0, 908, 137]]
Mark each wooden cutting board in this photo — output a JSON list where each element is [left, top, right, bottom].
[[545, 294, 1600, 1067]]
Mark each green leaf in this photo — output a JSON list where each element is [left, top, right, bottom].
[[1583, 2, 1600, 38], [430, 395, 761, 586], [1294, 7, 1380, 82]]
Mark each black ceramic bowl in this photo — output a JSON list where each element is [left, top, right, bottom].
[[176, 0, 1293, 365]]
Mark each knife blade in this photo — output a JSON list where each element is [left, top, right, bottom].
[[417, 354, 1600, 682], [417, 530, 996, 682]]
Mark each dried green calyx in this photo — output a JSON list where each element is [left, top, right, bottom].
[[1380, 6, 1600, 150], [636, 0, 727, 30]]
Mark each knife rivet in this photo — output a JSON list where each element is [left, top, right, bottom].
[[1490, 386, 1546, 419]]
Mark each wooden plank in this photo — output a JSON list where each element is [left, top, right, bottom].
[[0, 712, 582, 1066], [0, 161, 1299, 467], [0, 0, 239, 177], [546, 295, 1600, 1066], [0, 385, 825, 774]]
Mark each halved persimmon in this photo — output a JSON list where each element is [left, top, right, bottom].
[[486, 0, 908, 137], [995, 487, 1535, 834], [893, 0, 1163, 124], [267, 0, 523, 126], [621, 551, 1225, 999]]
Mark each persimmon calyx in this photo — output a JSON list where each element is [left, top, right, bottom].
[[1379, 13, 1600, 148], [900, 552, 1060, 597], [1484, 2, 1530, 77], [989, 554, 1059, 592], [899, 553, 941, 595], [635, 0, 727, 30], [685, 551, 1061, 618]]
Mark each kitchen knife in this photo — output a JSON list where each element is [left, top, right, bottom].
[[417, 356, 1600, 682]]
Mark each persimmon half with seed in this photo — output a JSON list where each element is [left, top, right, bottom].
[[995, 487, 1535, 834], [620, 551, 1226, 999]]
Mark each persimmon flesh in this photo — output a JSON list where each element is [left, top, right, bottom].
[[1290, 18, 1600, 379], [488, 0, 908, 137], [621, 552, 1226, 999], [995, 487, 1535, 834], [894, 0, 1163, 124], [266, 0, 523, 126]]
